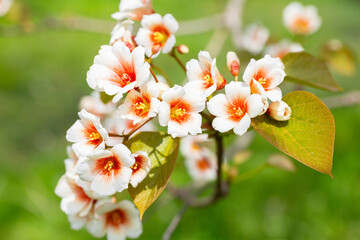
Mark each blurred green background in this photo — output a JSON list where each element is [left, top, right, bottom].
[[1, 0, 360, 239]]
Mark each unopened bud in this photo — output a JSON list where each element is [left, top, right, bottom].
[[152, 44, 161, 55], [216, 75, 227, 90], [177, 44, 189, 54], [124, 41, 135, 52], [259, 98, 269, 116], [268, 101, 291, 121], [156, 82, 170, 101], [226, 51, 240, 76]]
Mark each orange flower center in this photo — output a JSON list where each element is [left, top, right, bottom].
[[106, 209, 128, 227], [197, 158, 211, 171], [151, 25, 170, 46], [95, 156, 121, 176], [170, 100, 191, 124], [227, 99, 247, 122], [203, 73, 214, 88], [293, 17, 310, 34]]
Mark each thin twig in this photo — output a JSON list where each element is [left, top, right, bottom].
[[149, 67, 159, 83], [169, 49, 187, 72], [322, 90, 360, 109], [162, 203, 189, 240], [151, 64, 174, 86]]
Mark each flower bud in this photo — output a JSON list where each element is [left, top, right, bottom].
[[268, 101, 291, 121], [151, 44, 161, 55], [156, 82, 170, 100], [177, 44, 189, 54], [226, 51, 240, 76]]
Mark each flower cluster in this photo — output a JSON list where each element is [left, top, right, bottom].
[[56, 1, 300, 239], [239, 2, 321, 58]]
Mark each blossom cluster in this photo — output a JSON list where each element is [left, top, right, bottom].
[[239, 2, 321, 57], [55, 0, 299, 239]]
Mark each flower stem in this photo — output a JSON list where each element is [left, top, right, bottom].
[[169, 48, 187, 72]]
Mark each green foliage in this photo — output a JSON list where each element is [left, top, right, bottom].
[[100, 92, 113, 104], [283, 52, 343, 92], [125, 132, 180, 219], [252, 91, 335, 176]]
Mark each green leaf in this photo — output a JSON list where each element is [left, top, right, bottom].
[[125, 132, 179, 219], [283, 52, 342, 92], [252, 91, 335, 176]]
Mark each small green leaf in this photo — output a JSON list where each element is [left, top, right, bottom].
[[100, 92, 113, 104], [252, 91, 335, 176], [125, 132, 179, 219], [283, 52, 342, 92]]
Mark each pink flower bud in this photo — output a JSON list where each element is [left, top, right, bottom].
[[268, 101, 291, 121], [177, 44, 189, 54], [226, 51, 240, 76], [152, 44, 161, 55]]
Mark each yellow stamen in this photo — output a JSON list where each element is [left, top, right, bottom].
[[104, 161, 114, 171], [258, 78, 266, 85], [153, 32, 165, 43], [175, 108, 186, 117], [121, 73, 131, 84], [134, 102, 146, 110], [131, 162, 139, 171], [233, 107, 244, 117], [89, 132, 101, 141]]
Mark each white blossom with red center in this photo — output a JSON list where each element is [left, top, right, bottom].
[[130, 151, 151, 188], [185, 51, 226, 97], [112, 0, 153, 22], [66, 109, 109, 156], [158, 85, 206, 138], [87, 41, 150, 103], [0, 0, 12, 16], [80, 92, 116, 119], [185, 148, 217, 182], [135, 13, 179, 58], [110, 20, 135, 48], [55, 174, 97, 220], [118, 80, 161, 125], [283, 2, 322, 36], [180, 134, 210, 159], [76, 144, 135, 196], [105, 113, 155, 136], [87, 199, 142, 240], [243, 55, 286, 102], [207, 82, 264, 136], [241, 23, 269, 55], [265, 39, 304, 59]]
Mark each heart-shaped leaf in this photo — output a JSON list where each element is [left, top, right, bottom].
[[283, 52, 342, 92], [252, 91, 335, 176], [125, 132, 179, 219]]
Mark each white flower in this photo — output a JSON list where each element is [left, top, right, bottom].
[[243, 55, 286, 102], [207, 82, 264, 136], [110, 19, 135, 48], [55, 175, 97, 218], [64, 146, 80, 178], [283, 2, 322, 36], [268, 101, 291, 121], [180, 134, 210, 159], [265, 39, 304, 59], [87, 199, 142, 240], [130, 151, 151, 188], [159, 85, 206, 138], [112, 0, 153, 21], [241, 23, 269, 55], [76, 144, 135, 196], [226, 51, 240, 77], [66, 109, 109, 156], [79, 92, 116, 118], [0, 0, 12, 17], [185, 51, 226, 97], [118, 80, 161, 124], [185, 148, 217, 182], [135, 13, 179, 58], [87, 41, 150, 103]]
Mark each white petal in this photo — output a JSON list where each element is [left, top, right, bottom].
[[266, 87, 283, 102], [225, 81, 251, 104], [212, 117, 237, 133], [158, 101, 170, 126], [162, 85, 185, 103], [246, 94, 265, 118], [207, 94, 229, 117], [233, 114, 251, 136], [162, 35, 176, 54], [163, 14, 179, 33], [91, 173, 116, 196]]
